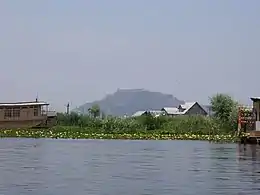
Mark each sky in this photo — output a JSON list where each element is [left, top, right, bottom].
[[0, 0, 260, 111]]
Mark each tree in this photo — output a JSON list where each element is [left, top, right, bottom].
[[210, 93, 237, 123], [228, 101, 239, 130], [101, 111, 106, 119], [210, 93, 239, 132], [88, 104, 101, 118]]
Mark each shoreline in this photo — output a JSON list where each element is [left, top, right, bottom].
[[0, 129, 240, 143]]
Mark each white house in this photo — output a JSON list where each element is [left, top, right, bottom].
[[132, 110, 164, 117], [161, 102, 208, 117]]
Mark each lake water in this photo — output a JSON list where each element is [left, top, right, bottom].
[[0, 139, 260, 195]]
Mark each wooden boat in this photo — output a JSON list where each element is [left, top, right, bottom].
[[0, 100, 57, 129]]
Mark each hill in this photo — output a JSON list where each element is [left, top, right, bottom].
[[74, 88, 184, 116]]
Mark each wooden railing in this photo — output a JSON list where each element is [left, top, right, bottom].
[[41, 110, 57, 117]]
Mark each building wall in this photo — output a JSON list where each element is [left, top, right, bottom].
[[253, 101, 260, 121], [0, 120, 44, 129], [252, 101, 260, 131], [0, 105, 46, 121], [185, 103, 208, 116]]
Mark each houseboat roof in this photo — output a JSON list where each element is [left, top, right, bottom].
[[0, 101, 49, 107], [250, 97, 260, 101]]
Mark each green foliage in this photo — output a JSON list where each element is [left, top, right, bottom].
[[227, 101, 239, 130], [56, 112, 232, 135], [88, 104, 101, 118], [210, 94, 235, 121], [137, 114, 166, 130], [56, 93, 240, 134], [0, 111, 240, 142], [161, 115, 221, 134], [210, 93, 238, 132], [0, 128, 239, 143]]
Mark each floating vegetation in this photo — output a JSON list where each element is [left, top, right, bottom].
[[0, 127, 240, 143]]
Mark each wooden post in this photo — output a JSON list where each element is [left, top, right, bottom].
[[237, 107, 241, 136], [66, 102, 70, 114]]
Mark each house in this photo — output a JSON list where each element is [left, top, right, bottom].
[[161, 102, 208, 117], [250, 97, 260, 132], [160, 107, 180, 116], [238, 97, 260, 143], [201, 105, 214, 116], [132, 110, 164, 117], [0, 100, 57, 129], [132, 110, 148, 117], [149, 110, 164, 117]]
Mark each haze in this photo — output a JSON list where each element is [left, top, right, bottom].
[[0, 0, 259, 111]]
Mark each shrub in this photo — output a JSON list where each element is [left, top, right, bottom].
[[56, 112, 233, 134]]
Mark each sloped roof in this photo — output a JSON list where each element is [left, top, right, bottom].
[[149, 110, 164, 117], [0, 101, 49, 107], [132, 110, 164, 117], [162, 107, 180, 115], [162, 102, 206, 115], [251, 97, 260, 101], [132, 111, 147, 117], [180, 102, 197, 114]]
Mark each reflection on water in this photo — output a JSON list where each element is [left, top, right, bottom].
[[236, 144, 260, 191], [0, 139, 260, 195], [237, 144, 260, 161]]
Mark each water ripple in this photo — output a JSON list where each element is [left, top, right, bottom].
[[0, 140, 260, 194]]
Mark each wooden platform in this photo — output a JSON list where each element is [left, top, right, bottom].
[[249, 131, 260, 137], [241, 131, 260, 145]]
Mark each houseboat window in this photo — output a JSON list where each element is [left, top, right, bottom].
[[34, 107, 38, 116], [13, 109, 20, 118], [4, 109, 12, 118]]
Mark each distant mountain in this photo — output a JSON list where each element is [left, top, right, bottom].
[[74, 88, 185, 116]]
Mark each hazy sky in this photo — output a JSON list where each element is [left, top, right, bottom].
[[0, 0, 259, 111]]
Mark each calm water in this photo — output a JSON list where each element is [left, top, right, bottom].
[[0, 139, 260, 195]]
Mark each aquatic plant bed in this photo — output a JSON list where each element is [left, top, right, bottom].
[[0, 129, 239, 143]]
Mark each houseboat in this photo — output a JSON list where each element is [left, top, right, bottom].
[[0, 100, 57, 129], [239, 97, 260, 144]]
